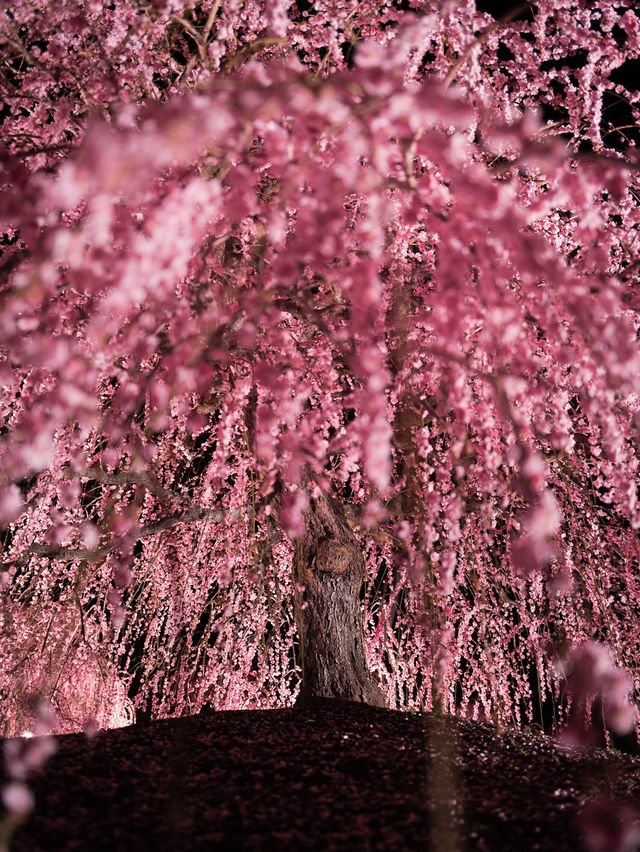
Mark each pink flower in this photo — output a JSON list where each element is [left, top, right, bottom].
[[360, 499, 387, 529], [111, 559, 132, 588], [2, 782, 34, 816], [80, 522, 100, 549], [279, 489, 309, 540], [0, 485, 23, 523], [581, 797, 640, 852]]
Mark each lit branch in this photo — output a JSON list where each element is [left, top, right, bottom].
[[5, 506, 248, 568]]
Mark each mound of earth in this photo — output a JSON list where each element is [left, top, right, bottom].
[[2, 701, 639, 851]]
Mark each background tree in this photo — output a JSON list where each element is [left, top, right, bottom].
[[1, 0, 639, 740]]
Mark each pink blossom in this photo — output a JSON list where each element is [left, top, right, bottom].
[[360, 499, 387, 530], [581, 797, 640, 852], [560, 643, 636, 739], [80, 522, 100, 550], [0, 486, 23, 523], [279, 490, 310, 540], [2, 782, 34, 816]]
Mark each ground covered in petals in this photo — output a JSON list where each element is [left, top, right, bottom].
[[3, 701, 640, 851]]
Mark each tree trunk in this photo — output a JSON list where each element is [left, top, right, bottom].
[[293, 492, 387, 708]]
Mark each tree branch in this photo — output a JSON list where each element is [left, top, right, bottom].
[[70, 464, 178, 504], [4, 506, 247, 568], [203, 0, 222, 45]]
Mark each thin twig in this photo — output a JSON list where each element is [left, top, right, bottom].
[[203, 0, 222, 45]]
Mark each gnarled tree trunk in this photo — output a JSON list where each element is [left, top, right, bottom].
[[293, 492, 387, 708]]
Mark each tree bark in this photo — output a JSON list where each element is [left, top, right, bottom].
[[293, 492, 387, 708]]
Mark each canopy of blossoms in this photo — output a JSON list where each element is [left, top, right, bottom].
[[1, 0, 639, 743]]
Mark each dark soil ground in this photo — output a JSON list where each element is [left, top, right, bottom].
[[2, 700, 640, 851]]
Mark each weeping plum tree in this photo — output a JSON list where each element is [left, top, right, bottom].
[[1, 0, 640, 738]]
